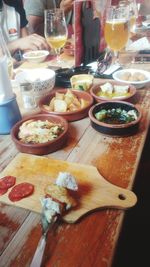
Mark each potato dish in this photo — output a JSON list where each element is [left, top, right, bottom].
[[18, 119, 64, 144], [43, 90, 89, 112]]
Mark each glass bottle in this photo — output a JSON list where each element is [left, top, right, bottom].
[[0, 28, 13, 79]]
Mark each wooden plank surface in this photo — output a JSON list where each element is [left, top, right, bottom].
[[0, 153, 137, 222], [0, 62, 150, 267]]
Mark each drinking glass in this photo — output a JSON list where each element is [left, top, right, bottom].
[[119, 0, 138, 35], [104, 6, 130, 63], [44, 9, 68, 62], [129, 0, 138, 34]]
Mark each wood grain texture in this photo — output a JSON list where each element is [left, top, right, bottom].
[[0, 61, 150, 267], [0, 153, 137, 223]]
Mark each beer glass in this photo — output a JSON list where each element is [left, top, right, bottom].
[[119, 0, 138, 35], [104, 6, 129, 63], [44, 9, 68, 62]]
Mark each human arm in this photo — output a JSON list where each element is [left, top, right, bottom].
[[60, 0, 74, 13]]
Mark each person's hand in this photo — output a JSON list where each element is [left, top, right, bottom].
[[8, 34, 49, 54], [60, 0, 74, 13]]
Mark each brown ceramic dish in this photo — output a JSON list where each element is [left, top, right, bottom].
[[90, 80, 136, 103], [39, 89, 94, 121], [89, 101, 142, 136], [64, 43, 74, 56], [11, 114, 68, 155]]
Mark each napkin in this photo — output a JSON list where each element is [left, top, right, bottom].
[[126, 37, 150, 51], [0, 55, 14, 104]]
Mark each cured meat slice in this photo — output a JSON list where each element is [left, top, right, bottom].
[[0, 176, 16, 190], [8, 182, 34, 202], [0, 188, 8, 196]]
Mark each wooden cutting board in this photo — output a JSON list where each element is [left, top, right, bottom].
[[0, 153, 137, 223]]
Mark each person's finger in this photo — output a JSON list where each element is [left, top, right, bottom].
[[31, 34, 49, 50]]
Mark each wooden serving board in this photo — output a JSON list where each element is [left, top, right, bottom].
[[0, 153, 137, 223]]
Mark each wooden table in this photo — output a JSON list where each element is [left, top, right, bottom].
[[0, 59, 150, 267]]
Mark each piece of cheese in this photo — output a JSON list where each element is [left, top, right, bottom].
[[100, 82, 113, 94], [55, 172, 78, 191], [53, 99, 67, 112], [114, 85, 129, 94]]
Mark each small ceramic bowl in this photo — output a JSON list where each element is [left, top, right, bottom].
[[11, 114, 68, 155], [113, 69, 150, 89], [23, 50, 49, 63], [89, 101, 142, 136], [64, 43, 74, 56], [39, 89, 94, 121], [70, 74, 94, 91], [90, 80, 136, 102]]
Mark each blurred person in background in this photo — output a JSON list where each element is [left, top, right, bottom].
[[0, 0, 49, 59], [24, 0, 74, 36], [0, 0, 28, 42]]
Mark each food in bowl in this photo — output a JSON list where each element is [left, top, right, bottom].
[[118, 72, 146, 82], [112, 69, 150, 89], [94, 107, 138, 124], [89, 101, 142, 136], [18, 119, 64, 144], [39, 89, 94, 121], [11, 114, 68, 155], [90, 81, 136, 102], [70, 74, 94, 91], [43, 89, 89, 112], [23, 50, 49, 63], [96, 82, 130, 98]]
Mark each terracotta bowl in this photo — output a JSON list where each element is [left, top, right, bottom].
[[90, 80, 136, 103], [39, 89, 94, 121], [64, 43, 74, 56], [89, 101, 142, 136], [11, 114, 68, 155]]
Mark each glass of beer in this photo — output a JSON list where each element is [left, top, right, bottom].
[[104, 6, 129, 63], [129, 0, 138, 35], [119, 0, 138, 35], [44, 9, 68, 62]]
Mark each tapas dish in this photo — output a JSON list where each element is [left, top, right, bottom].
[[39, 89, 94, 121], [11, 114, 68, 155], [89, 101, 142, 136], [90, 80, 136, 102]]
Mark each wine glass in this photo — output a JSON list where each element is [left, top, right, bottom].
[[44, 9, 68, 63], [104, 5, 130, 64]]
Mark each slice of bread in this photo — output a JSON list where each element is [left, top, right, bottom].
[[45, 184, 77, 211]]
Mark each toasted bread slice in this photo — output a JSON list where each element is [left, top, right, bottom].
[[45, 184, 77, 211]]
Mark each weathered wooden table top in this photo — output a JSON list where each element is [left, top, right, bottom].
[[0, 60, 150, 267]]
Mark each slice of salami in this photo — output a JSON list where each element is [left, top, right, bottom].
[[0, 176, 16, 190], [8, 182, 34, 202], [0, 188, 8, 196]]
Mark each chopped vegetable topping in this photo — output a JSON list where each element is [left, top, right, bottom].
[[95, 108, 138, 124]]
